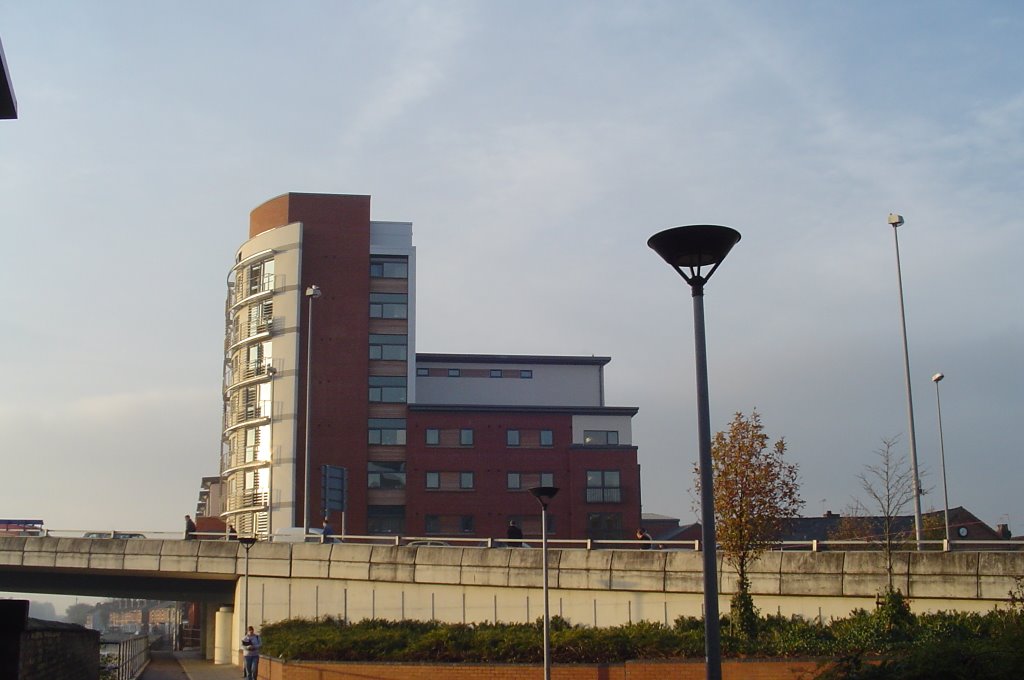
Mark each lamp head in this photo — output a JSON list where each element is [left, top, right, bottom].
[[648, 225, 740, 291], [888, 213, 904, 227], [238, 536, 258, 548], [305, 285, 322, 298], [528, 486, 560, 506], [932, 373, 944, 383]]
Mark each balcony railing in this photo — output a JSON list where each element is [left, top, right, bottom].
[[224, 489, 269, 513], [224, 359, 275, 390], [232, 273, 276, 307], [227, 317, 273, 349], [223, 400, 272, 429]]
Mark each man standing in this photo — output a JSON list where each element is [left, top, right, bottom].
[[636, 527, 653, 549], [184, 515, 197, 540], [506, 520, 523, 548], [241, 625, 261, 680]]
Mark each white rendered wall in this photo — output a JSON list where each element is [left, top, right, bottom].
[[571, 414, 634, 445], [416, 362, 604, 407], [234, 222, 303, 533]]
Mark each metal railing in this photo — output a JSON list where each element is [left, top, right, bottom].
[[100, 633, 149, 680], [27, 529, 1024, 552]]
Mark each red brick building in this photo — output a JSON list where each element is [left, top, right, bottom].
[[219, 193, 640, 540]]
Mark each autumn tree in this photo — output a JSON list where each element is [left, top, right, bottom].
[[694, 410, 803, 637]]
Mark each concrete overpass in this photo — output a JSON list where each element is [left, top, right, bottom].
[[2, 536, 1022, 663]]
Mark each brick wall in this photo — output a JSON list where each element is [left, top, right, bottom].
[[261, 657, 832, 680], [19, 627, 100, 680]]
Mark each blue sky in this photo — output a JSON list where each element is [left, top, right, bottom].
[[1, 2, 1021, 549]]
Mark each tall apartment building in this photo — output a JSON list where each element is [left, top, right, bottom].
[[220, 192, 640, 540]]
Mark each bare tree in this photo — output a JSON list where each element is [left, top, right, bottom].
[[852, 437, 917, 589]]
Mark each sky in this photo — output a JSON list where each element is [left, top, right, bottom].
[[1, 1, 1022, 560]]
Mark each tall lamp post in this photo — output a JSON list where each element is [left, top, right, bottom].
[[238, 537, 257, 639], [932, 373, 951, 544], [886, 213, 924, 544], [528, 485, 559, 680], [303, 284, 321, 536], [648, 224, 741, 680]]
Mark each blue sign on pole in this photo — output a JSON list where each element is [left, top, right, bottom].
[[321, 465, 347, 514]]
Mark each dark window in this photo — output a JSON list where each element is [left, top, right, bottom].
[[370, 256, 409, 279], [507, 430, 520, 446], [368, 461, 406, 489], [369, 293, 408, 319], [520, 369, 533, 379], [368, 418, 406, 446], [507, 472, 521, 489], [417, 367, 429, 376], [460, 429, 474, 446], [460, 472, 474, 489], [460, 515, 474, 533], [540, 472, 554, 487], [367, 506, 405, 534], [425, 472, 440, 489], [587, 512, 622, 540], [586, 470, 622, 503], [583, 430, 619, 446], [425, 515, 440, 534], [448, 368, 461, 377], [369, 376, 407, 403], [490, 369, 503, 378], [426, 429, 440, 446], [540, 430, 554, 447], [369, 334, 408, 361]]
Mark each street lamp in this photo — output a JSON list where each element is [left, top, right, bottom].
[[303, 284, 322, 536], [238, 536, 257, 639], [528, 485, 559, 680], [886, 213, 924, 545], [648, 224, 741, 680], [932, 373, 951, 545]]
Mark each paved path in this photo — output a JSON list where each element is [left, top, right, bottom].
[[140, 651, 246, 680]]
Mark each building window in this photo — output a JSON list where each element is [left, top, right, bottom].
[[587, 512, 623, 540], [507, 472, 521, 489], [448, 368, 461, 377], [584, 430, 619, 446], [417, 367, 429, 376], [369, 334, 408, 361], [369, 376, 407, 403], [490, 369, 503, 378], [460, 515, 474, 534], [540, 430, 553, 447], [460, 429, 474, 446], [460, 472, 474, 489], [520, 370, 533, 379], [425, 515, 440, 534], [507, 430, 520, 446], [368, 461, 406, 489], [368, 418, 406, 446], [369, 293, 408, 319], [586, 470, 622, 503], [367, 506, 405, 534], [540, 472, 554, 487], [370, 256, 408, 279], [426, 429, 440, 445], [425, 472, 440, 489]]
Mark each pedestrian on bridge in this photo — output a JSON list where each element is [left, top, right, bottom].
[[184, 515, 196, 540], [241, 625, 261, 680]]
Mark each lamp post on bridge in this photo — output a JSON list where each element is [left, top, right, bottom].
[[528, 485, 559, 680], [303, 284, 321, 536], [239, 536, 257, 637]]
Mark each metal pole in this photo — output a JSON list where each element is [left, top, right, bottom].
[[541, 501, 551, 680], [691, 283, 722, 680], [244, 547, 250, 632], [891, 225, 924, 545], [303, 287, 319, 536], [933, 375, 951, 543]]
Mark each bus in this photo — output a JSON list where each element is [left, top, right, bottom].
[[0, 519, 44, 536]]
